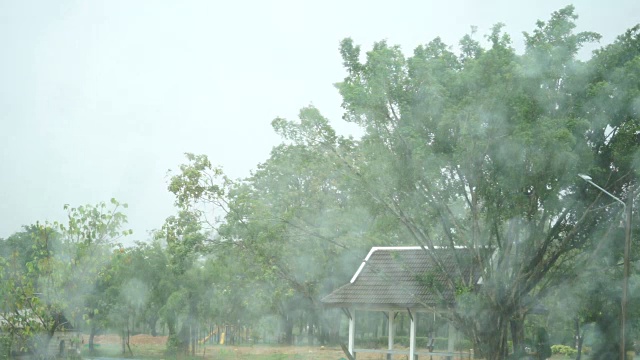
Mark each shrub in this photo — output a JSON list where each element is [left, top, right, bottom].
[[551, 344, 577, 356], [0, 335, 10, 360], [165, 334, 181, 356], [362, 336, 450, 349], [454, 339, 473, 351], [535, 327, 552, 359], [358, 336, 473, 352]]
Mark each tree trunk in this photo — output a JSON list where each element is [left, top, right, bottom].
[[191, 324, 196, 356], [463, 312, 511, 360], [510, 316, 525, 356], [126, 328, 134, 357], [167, 316, 176, 336], [285, 321, 294, 345], [88, 325, 96, 354], [281, 315, 294, 345], [148, 316, 158, 336], [178, 323, 190, 354], [307, 322, 314, 346], [121, 327, 126, 355], [575, 318, 585, 360]]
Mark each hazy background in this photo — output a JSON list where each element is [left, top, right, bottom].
[[1, 0, 638, 240]]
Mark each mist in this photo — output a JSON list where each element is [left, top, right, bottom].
[[1, 2, 640, 360]]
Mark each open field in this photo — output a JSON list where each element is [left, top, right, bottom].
[[87, 345, 473, 359], [87, 334, 474, 359], [87, 335, 621, 360]]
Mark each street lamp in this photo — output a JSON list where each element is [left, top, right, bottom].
[[578, 174, 632, 360]]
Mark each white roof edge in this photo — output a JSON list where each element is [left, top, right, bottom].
[[349, 245, 469, 283]]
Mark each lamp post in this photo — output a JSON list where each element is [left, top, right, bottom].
[[578, 174, 631, 360]]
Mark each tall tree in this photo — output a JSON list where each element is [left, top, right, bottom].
[[572, 23, 640, 358], [0, 224, 63, 356], [272, 6, 629, 359], [165, 145, 372, 345], [0, 199, 131, 357], [155, 210, 205, 355], [60, 199, 132, 352]]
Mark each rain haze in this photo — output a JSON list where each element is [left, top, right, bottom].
[[1, 0, 638, 239]]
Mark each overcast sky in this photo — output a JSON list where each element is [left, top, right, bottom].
[[1, 0, 638, 240]]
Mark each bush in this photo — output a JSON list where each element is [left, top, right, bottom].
[[535, 327, 552, 360], [358, 336, 473, 352], [165, 334, 181, 356], [454, 339, 473, 352], [0, 335, 10, 360], [551, 344, 577, 356], [361, 336, 449, 349]]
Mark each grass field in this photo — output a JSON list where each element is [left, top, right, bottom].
[[84, 337, 632, 360], [85, 342, 474, 359], [86, 343, 362, 359]]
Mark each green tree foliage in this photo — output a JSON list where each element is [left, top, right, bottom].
[[158, 170, 219, 355], [270, 6, 640, 359], [0, 200, 131, 357], [0, 224, 63, 356], [542, 23, 640, 360], [218, 142, 372, 344], [154, 8, 640, 358], [165, 142, 373, 345], [125, 240, 170, 336]]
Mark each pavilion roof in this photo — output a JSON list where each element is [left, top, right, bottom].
[[321, 246, 482, 310]]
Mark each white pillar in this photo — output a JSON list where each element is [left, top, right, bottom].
[[388, 311, 394, 360], [447, 321, 456, 360], [348, 309, 355, 357], [409, 310, 416, 360]]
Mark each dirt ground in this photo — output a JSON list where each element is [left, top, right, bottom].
[[92, 334, 169, 345]]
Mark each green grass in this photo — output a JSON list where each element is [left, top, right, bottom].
[[86, 346, 640, 360], [84, 343, 165, 359], [83, 344, 346, 360]]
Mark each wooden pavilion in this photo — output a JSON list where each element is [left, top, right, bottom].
[[321, 246, 480, 360]]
